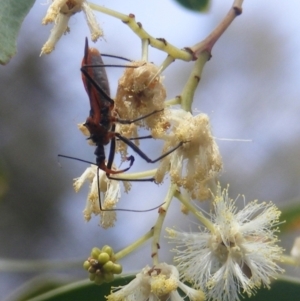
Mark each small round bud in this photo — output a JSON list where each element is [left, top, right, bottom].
[[94, 275, 104, 285], [102, 261, 114, 272], [83, 260, 91, 270], [112, 263, 123, 275], [102, 245, 113, 257], [110, 254, 117, 262], [98, 252, 110, 265], [89, 273, 96, 281], [89, 258, 98, 266], [88, 266, 96, 274], [95, 269, 102, 276], [104, 272, 114, 283], [91, 247, 101, 259]]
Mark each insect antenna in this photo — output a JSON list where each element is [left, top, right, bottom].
[[101, 53, 132, 62]]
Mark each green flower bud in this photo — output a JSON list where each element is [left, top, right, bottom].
[[95, 269, 102, 276], [102, 261, 114, 272], [89, 258, 98, 267], [98, 252, 110, 265], [104, 272, 114, 283], [94, 275, 104, 285], [83, 260, 91, 270], [112, 263, 123, 275], [102, 245, 113, 257], [89, 273, 96, 281], [88, 266, 96, 274], [91, 247, 101, 259]]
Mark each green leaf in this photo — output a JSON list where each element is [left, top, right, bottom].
[[11, 275, 300, 301], [11, 275, 136, 301], [279, 201, 300, 232], [173, 0, 210, 12], [244, 277, 300, 301], [0, 0, 35, 65]]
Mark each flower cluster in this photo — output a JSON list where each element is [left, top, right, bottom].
[[83, 246, 122, 285], [115, 61, 166, 127], [114, 62, 222, 201], [167, 185, 284, 301], [106, 263, 205, 301], [114, 61, 169, 159], [155, 109, 222, 201]]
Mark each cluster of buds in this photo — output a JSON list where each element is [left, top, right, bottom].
[[83, 246, 122, 285]]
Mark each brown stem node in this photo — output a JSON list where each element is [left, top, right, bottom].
[[183, 47, 197, 60], [233, 6, 242, 15], [194, 75, 200, 83], [158, 207, 166, 214], [156, 38, 167, 46]]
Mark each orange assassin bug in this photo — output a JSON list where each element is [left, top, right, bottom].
[[59, 38, 183, 211]]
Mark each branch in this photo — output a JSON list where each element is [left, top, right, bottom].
[[190, 0, 243, 57], [89, 0, 243, 62], [88, 2, 192, 61]]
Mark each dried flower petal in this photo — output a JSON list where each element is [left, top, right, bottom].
[[41, 0, 103, 55]]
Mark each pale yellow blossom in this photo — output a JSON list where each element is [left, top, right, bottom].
[[155, 109, 222, 201], [167, 185, 284, 301], [107, 263, 205, 301], [74, 165, 119, 228], [41, 0, 103, 55]]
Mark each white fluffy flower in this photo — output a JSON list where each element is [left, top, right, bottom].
[[106, 263, 205, 301], [167, 185, 284, 301], [155, 109, 222, 201], [73, 165, 120, 228], [41, 0, 103, 55]]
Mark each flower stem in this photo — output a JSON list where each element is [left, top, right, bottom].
[[158, 55, 175, 73], [165, 96, 181, 106], [114, 228, 154, 261], [280, 254, 300, 266], [141, 39, 149, 61], [112, 168, 157, 180], [89, 2, 128, 21], [151, 184, 177, 265], [174, 190, 215, 232], [89, 0, 243, 64], [88, 2, 192, 61], [181, 52, 210, 112]]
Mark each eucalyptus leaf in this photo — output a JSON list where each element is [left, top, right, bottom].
[[244, 277, 300, 301], [10, 275, 300, 301], [173, 0, 210, 12], [12, 275, 135, 301], [279, 201, 300, 232], [0, 0, 35, 64]]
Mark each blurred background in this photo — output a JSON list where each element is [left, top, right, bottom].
[[1, 0, 300, 299]]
